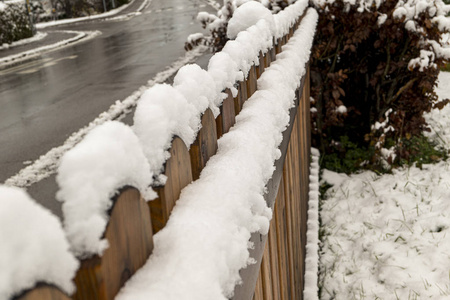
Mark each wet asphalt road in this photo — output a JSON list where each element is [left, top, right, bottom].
[[0, 0, 215, 215]]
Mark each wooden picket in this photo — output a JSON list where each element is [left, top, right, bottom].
[[150, 137, 193, 233], [72, 187, 153, 300], [189, 109, 218, 181]]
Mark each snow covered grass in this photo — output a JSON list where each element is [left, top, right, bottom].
[[319, 71, 450, 299]]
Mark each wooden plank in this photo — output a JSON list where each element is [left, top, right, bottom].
[[285, 111, 304, 299], [268, 218, 281, 300], [256, 51, 265, 78], [189, 109, 218, 181], [15, 285, 71, 300], [216, 88, 236, 138], [274, 176, 291, 300], [150, 137, 193, 233], [235, 81, 248, 115], [261, 239, 274, 300], [246, 66, 257, 99], [73, 187, 154, 300], [282, 150, 297, 300], [275, 38, 283, 54], [264, 51, 270, 69]]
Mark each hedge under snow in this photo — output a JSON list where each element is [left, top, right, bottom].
[[116, 7, 318, 300], [311, 0, 450, 70], [0, 186, 78, 299]]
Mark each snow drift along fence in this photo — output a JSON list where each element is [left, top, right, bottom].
[[13, 4, 316, 300]]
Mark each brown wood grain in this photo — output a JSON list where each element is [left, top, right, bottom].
[[150, 137, 193, 233], [274, 176, 291, 300], [73, 187, 153, 300], [261, 240, 274, 300], [256, 52, 265, 78], [189, 109, 218, 181], [268, 219, 281, 300], [235, 81, 248, 115], [282, 152, 297, 300], [246, 66, 257, 99], [15, 285, 71, 300], [216, 89, 236, 138]]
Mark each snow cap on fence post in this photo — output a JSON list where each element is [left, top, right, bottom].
[[133, 83, 198, 175], [57, 121, 155, 258], [0, 185, 79, 299], [227, 1, 274, 40]]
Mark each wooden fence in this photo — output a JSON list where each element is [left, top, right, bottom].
[[15, 11, 311, 300]]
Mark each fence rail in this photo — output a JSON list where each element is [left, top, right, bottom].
[[15, 6, 313, 300]]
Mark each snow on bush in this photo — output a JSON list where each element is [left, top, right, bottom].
[[116, 8, 318, 300], [310, 0, 450, 167], [0, 186, 79, 299], [0, 1, 33, 44], [57, 121, 155, 258], [303, 148, 320, 300]]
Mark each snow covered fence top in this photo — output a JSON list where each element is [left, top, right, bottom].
[[0, 186, 79, 299], [57, 121, 156, 258], [116, 8, 318, 300], [56, 0, 309, 259]]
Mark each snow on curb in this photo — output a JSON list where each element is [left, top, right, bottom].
[[0, 30, 101, 69], [35, 0, 151, 29], [303, 147, 320, 300], [0, 186, 79, 299], [0, 32, 47, 51], [116, 7, 318, 300]]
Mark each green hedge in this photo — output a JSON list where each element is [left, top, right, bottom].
[[0, 1, 33, 45]]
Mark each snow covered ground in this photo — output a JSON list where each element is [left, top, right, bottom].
[[319, 71, 450, 299]]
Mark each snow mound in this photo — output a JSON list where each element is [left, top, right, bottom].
[[303, 148, 320, 300], [132, 84, 197, 175], [227, 1, 274, 39], [0, 186, 79, 299], [57, 121, 155, 258]]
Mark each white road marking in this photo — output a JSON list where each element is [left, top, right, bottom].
[[14, 55, 78, 75]]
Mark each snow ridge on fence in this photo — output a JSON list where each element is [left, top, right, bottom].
[[58, 0, 313, 261], [116, 7, 318, 300]]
